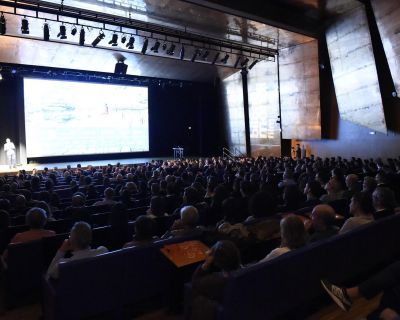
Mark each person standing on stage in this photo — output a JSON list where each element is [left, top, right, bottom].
[[301, 145, 307, 159], [296, 144, 301, 160], [4, 138, 16, 169]]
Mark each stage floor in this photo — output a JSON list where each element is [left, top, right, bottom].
[[0, 157, 168, 175]]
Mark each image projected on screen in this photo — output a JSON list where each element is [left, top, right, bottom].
[[24, 78, 149, 158]]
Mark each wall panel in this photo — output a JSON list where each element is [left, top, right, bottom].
[[326, 6, 387, 133], [279, 40, 321, 140]]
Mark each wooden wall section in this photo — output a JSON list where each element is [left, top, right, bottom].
[[371, 0, 400, 95], [326, 6, 387, 134], [279, 40, 321, 140]]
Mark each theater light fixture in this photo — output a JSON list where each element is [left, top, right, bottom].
[[179, 46, 185, 60], [57, 24, 67, 39], [220, 54, 229, 64], [109, 33, 118, 46], [114, 61, 128, 75], [71, 26, 77, 36], [166, 44, 175, 55], [21, 16, 29, 34], [126, 35, 135, 49], [79, 27, 85, 46], [92, 30, 105, 47], [121, 34, 127, 44], [0, 12, 6, 35], [211, 52, 220, 65], [162, 43, 167, 51], [43, 22, 50, 41], [191, 49, 200, 62], [241, 58, 249, 67], [201, 50, 209, 60], [141, 38, 149, 54], [248, 59, 259, 70], [151, 40, 160, 53], [234, 56, 241, 68]]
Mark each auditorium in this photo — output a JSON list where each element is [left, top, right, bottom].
[[0, 0, 400, 319]]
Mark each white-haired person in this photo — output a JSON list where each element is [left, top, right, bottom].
[[162, 206, 203, 238], [47, 221, 108, 279]]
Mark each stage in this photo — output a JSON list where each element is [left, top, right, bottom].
[[0, 157, 168, 175]]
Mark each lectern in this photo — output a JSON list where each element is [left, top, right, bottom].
[[173, 147, 184, 159]]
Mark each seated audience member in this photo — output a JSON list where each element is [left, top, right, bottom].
[[107, 203, 130, 250], [9, 207, 55, 244], [47, 221, 108, 279], [362, 176, 377, 194], [259, 214, 307, 262], [278, 170, 297, 189], [322, 261, 400, 316], [217, 197, 249, 239], [9, 194, 29, 216], [309, 205, 338, 243], [339, 192, 374, 234], [165, 182, 181, 215], [85, 184, 99, 200], [372, 187, 396, 220], [0, 210, 10, 253], [146, 196, 168, 218], [278, 185, 304, 212], [93, 187, 117, 206], [205, 185, 230, 226], [191, 240, 241, 315], [302, 180, 324, 208], [343, 174, 362, 199], [34, 200, 55, 221], [320, 177, 346, 203], [0, 199, 10, 213], [163, 206, 202, 238], [123, 215, 157, 248], [66, 194, 91, 224], [245, 191, 280, 241]]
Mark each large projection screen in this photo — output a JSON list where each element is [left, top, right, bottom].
[[24, 78, 149, 158]]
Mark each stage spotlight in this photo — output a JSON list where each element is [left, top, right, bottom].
[[109, 33, 118, 46], [162, 43, 167, 50], [121, 34, 127, 44], [166, 44, 175, 55], [57, 24, 67, 39], [151, 41, 160, 53], [126, 35, 135, 49], [179, 46, 185, 60], [248, 59, 259, 70], [234, 56, 241, 68], [241, 58, 249, 68], [71, 26, 77, 36], [211, 52, 220, 65], [191, 49, 200, 62], [0, 72, 3, 81], [114, 61, 128, 75], [201, 50, 209, 60], [141, 38, 149, 54], [79, 27, 85, 46], [92, 30, 105, 47], [21, 17, 29, 34], [43, 23, 50, 41], [220, 54, 229, 64], [0, 12, 6, 35]]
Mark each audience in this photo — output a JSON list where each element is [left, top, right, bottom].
[[47, 221, 108, 279], [259, 215, 307, 262], [339, 192, 374, 234], [123, 215, 156, 248], [372, 187, 396, 220], [309, 205, 338, 242], [164, 205, 202, 238], [9, 207, 55, 244]]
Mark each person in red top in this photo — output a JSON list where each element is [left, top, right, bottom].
[[10, 207, 55, 244]]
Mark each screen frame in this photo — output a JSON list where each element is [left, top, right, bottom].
[[23, 77, 150, 159]]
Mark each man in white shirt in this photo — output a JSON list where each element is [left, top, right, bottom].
[[47, 221, 108, 279], [4, 138, 16, 169]]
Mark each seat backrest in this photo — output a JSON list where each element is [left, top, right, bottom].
[[220, 214, 400, 320], [55, 250, 126, 320], [6, 240, 44, 303]]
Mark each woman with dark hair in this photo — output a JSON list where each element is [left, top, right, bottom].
[[259, 214, 307, 262], [192, 240, 241, 304]]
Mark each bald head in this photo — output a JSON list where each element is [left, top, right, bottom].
[[180, 206, 199, 228], [311, 205, 336, 231], [346, 174, 359, 190]]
